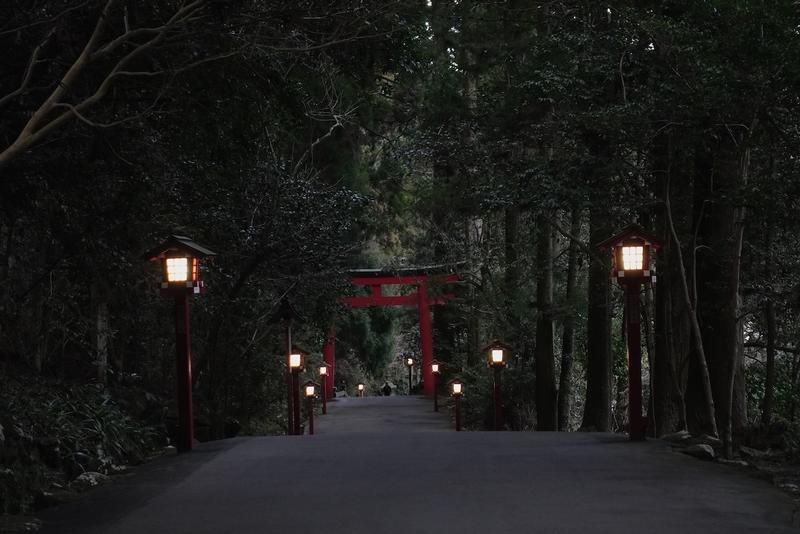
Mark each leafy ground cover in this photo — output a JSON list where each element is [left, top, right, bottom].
[[0, 363, 165, 516]]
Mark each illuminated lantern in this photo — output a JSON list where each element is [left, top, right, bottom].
[[145, 234, 215, 295], [144, 234, 216, 453], [599, 224, 662, 441]]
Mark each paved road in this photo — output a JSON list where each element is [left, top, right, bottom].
[[315, 395, 450, 433], [39, 396, 798, 533]]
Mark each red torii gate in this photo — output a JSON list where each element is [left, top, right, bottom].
[[322, 266, 460, 398]]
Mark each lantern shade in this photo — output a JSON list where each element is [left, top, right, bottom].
[[289, 353, 303, 369], [288, 345, 309, 370], [319, 365, 328, 376], [449, 378, 464, 396], [431, 359, 442, 375], [612, 239, 651, 279], [484, 340, 512, 368], [621, 246, 644, 270], [303, 381, 318, 398], [165, 257, 190, 282], [405, 357, 414, 367], [597, 224, 661, 283], [144, 235, 216, 294], [357, 383, 365, 391]]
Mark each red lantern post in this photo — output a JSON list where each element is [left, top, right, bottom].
[[145, 235, 216, 453], [599, 224, 661, 441], [430, 360, 442, 412], [486, 341, 510, 431], [405, 357, 414, 394], [303, 381, 318, 435], [318, 363, 330, 415], [289, 346, 307, 436], [449, 379, 464, 432], [269, 298, 303, 435]]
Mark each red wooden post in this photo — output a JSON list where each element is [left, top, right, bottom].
[[455, 395, 462, 432], [323, 328, 335, 400], [433, 375, 439, 412], [417, 281, 434, 397], [625, 282, 645, 441], [307, 396, 314, 435], [174, 294, 193, 452], [597, 224, 661, 442], [493, 366, 503, 431], [145, 236, 216, 453], [321, 374, 328, 415], [292, 370, 301, 436]]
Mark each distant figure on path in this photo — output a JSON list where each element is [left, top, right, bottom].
[[381, 382, 392, 396]]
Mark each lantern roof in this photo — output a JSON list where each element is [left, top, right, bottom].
[[597, 224, 662, 251], [290, 344, 310, 357], [144, 234, 216, 261], [483, 339, 513, 353], [267, 296, 304, 324]]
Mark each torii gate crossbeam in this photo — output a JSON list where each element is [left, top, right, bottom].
[[322, 268, 459, 398]]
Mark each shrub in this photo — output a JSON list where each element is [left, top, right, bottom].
[[0, 371, 161, 514]]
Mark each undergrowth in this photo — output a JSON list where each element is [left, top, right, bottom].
[[0, 370, 163, 514]]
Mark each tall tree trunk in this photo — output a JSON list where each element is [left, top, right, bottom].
[[762, 298, 776, 425], [789, 351, 800, 423], [465, 218, 481, 364], [535, 214, 556, 430], [505, 205, 521, 342], [582, 203, 613, 431], [558, 209, 581, 431], [651, 131, 690, 435], [761, 193, 776, 426], [677, 141, 718, 438], [693, 137, 748, 450], [732, 294, 748, 433]]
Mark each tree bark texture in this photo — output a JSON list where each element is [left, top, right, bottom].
[[651, 131, 690, 435], [693, 138, 748, 450], [582, 203, 613, 431], [535, 214, 556, 430], [558, 209, 581, 431]]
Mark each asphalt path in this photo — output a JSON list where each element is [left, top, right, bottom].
[[39, 396, 799, 533]]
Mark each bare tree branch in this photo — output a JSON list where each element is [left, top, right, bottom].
[[0, 0, 210, 170], [0, 28, 55, 108], [0, 1, 92, 36]]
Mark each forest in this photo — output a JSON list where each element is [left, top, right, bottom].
[[2, 0, 800, 516]]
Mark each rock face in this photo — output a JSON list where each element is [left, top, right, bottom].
[[70, 471, 109, 492], [682, 444, 715, 460], [739, 446, 767, 459], [662, 430, 691, 443], [694, 434, 723, 448]]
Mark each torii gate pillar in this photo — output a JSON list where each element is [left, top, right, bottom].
[[417, 280, 434, 396]]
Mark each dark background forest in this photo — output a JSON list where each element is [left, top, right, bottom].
[[2, 0, 800, 515]]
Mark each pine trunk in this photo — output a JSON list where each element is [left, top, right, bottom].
[[535, 214, 556, 430], [651, 131, 690, 435], [582, 203, 613, 431], [558, 209, 581, 431]]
